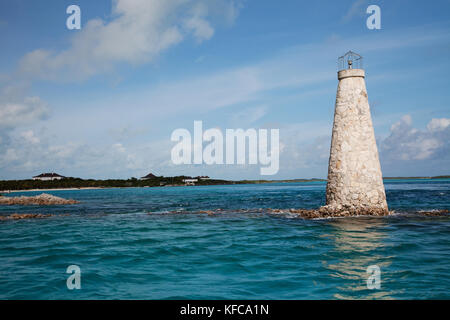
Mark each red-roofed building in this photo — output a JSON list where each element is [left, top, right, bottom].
[[32, 173, 66, 181], [140, 173, 158, 180]]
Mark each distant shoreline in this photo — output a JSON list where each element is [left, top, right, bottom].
[[1, 176, 448, 193], [1, 187, 104, 193]]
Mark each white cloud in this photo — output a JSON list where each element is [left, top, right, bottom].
[[230, 106, 268, 126], [0, 96, 50, 129], [391, 114, 412, 130], [341, 0, 368, 23], [113, 143, 127, 154], [427, 118, 450, 132], [3, 149, 19, 163], [20, 130, 40, 144], [18, 0, 242, 81], [184, 16, 214, 41], [182, 2, 215, 42], [381, 115, 450, 161]]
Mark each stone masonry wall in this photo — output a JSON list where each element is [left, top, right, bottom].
[[325, 69, 388, 212]]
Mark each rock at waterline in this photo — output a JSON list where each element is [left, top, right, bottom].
[[0, 193, 79, 205], [0, 213, 53, 221]]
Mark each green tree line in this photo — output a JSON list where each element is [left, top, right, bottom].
[[0, 177, 234, 191]]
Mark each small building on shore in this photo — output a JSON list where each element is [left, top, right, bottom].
[[182, 178, 198, 186], [140, 173, 158, 180], [32, 173, 66, 181]]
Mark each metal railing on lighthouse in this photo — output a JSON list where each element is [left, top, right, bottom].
[[338, 51, 363, 71]]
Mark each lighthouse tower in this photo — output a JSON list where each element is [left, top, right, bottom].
[[325, 51, 388, 215]]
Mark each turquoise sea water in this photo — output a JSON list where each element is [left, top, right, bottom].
[[0, 180, 449, 299]]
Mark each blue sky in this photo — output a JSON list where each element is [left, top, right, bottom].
[[0, 0, 449, 180]]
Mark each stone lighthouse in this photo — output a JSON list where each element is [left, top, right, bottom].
[[324, 51, 388, 215]]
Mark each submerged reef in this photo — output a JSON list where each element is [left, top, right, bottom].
[[149, 207, 448, 219], [417, 209, 449, 216], [261, 205, 390, 219], [0, 213, 53, 221], [0, 193, 79, 205]]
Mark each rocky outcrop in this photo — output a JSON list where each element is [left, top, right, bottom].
[[268, 206, 390, 219], [0, 213, 53, 221], [316, 204, 389, 217], [149, 206, 392, 218], [417, 209, 449, 217], [0, 193, 79, 205]]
